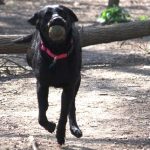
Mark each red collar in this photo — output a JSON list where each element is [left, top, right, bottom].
[[40, 41, 68, 60]]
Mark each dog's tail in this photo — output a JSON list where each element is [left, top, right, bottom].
[[13, 33, 33, 44]]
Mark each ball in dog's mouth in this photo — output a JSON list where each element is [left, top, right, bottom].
[[49, 25, 66, 42]]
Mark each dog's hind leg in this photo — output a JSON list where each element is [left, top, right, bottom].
[[69, 78, 82, 138], [37, 81, 56, 133]]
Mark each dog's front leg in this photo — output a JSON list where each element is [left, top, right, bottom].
[[69, 78, 82, 138], [56, 86, 74, 145], [37, 81, 56, 133], [69, 101, 82, 138]]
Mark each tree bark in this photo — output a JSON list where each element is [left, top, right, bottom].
[[80, 20, 150, 47], [1, 20, 150, 54], [108, 0, 120, 7]]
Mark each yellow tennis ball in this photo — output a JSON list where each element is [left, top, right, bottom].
[[49, 25, 66, 41]]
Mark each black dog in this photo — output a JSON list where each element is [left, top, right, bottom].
[[27, 5, 82, 145]]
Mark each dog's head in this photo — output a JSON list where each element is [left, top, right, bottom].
[[28, 5, 78, 43]]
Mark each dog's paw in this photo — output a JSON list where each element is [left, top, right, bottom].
[[70, 126, 82, 138], [56, 136, 65, 145], [46, 121, 56, 133], [56, 127, 66, 145], [56, 133, 65, 145], [39, 120, 56, 133]]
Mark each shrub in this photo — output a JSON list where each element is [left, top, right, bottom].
[[97, 5, 130, 25]]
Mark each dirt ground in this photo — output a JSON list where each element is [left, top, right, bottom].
[[1, 0, 150, 150]]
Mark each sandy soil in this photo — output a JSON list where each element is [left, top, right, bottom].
[[1, 0, 150, 149]]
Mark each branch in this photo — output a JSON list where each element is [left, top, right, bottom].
[[0, 20, 150, 54], [1, 57, 28, 70]]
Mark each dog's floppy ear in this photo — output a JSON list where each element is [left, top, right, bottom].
[[28, 12, 39, 26], [61, 5, 78, 23]]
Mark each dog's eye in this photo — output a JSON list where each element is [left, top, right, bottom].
[[57, 9, 67, 19], [44, 12, 52, 22], [62, 13, 67, 19], [45, 12, 52, 18]]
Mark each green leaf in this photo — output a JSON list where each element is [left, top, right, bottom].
[[97, 5, 131, 24], [138, 15, 149, 21]]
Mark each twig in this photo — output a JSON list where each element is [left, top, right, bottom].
[[1, 57, 28, 71], [0, 60, 8, 68], [28, 136, 39, 150], [120, 41, 127, 48]]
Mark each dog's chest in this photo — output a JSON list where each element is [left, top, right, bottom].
[[39, 60, 74, 87]]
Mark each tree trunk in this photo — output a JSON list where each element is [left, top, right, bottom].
[[108, 0, 119, 7], [1, 20, 150, 54]]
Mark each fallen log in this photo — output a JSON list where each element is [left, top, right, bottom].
[[1, 20, 150, 54], [0, 35, 31, 54], [80, 20, 150, 47]]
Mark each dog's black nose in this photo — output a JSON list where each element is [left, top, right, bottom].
[[50, 14, 66, 26]]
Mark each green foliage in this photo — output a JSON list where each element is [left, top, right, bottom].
[[97, 5, 130, 25], [138, 15, 149, 21]]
